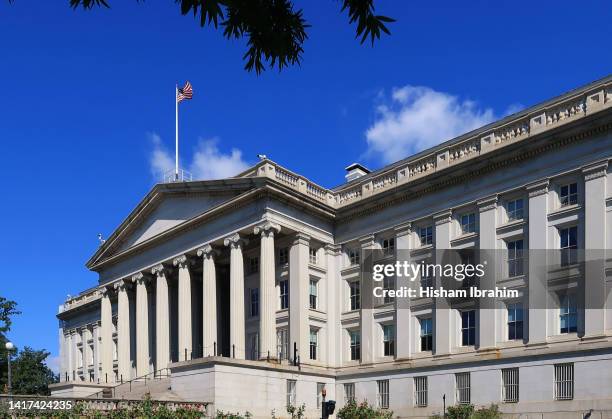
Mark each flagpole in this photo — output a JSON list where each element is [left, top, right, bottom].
[[175, 83, 179, 181]]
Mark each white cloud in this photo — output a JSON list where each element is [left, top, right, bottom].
[[148, 134, 249, 181], [365, 85, 496, 164]]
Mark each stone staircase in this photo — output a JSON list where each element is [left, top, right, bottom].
[[90, 369, 182, 401]]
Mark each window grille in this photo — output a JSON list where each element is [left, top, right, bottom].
[[414, 376, 428, 407], [502, 368, 519, 402], [287, 379, 297, 406], [554, 363, 574, 400], [344, 383, 355, 404], [377, 379, 389, 409], [455, 372, 471, 405]]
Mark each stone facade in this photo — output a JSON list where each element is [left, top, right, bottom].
[[53, 76, 612, 418]]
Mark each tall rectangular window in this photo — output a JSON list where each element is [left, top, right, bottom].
[[420, 226, 433, 246], [287, 379, 297, 406], [350, 331, 360, 361], [248, 332, 259, 360], [344, 383, 355, 404], [309, 279, 318, 309], [420, 267, 433, 289], [309, 247, 318, 264], [248, 256, 259, 274], [414, 376, 428, 407], [455, 372, 471, 405], [348, 248, 360, 265], [560, 183, 578, 207], [507, 239, 524, 277], [560, 226, 578, 266], [460, 213, 476, 234], [559, 294, 577, 334], [278, 247, 288, 265], [250, 288, 259, 317], [461, 310, 476, 346], [316, 383, 326, 409], [309, 328, 318, 360], [420, 318, 433, 351], [349, 281, 360, 310], [382, 324, 395, 357], [507, 198, 524, 221], [382, 276, 395, 304], [276, 328, 289, 360], [381, 238, 395, 256], [279, 280, 289, 310], [502, 368, 519, 403], [377, 379, 389, 409], [554, 363, 574, 400], [507, 303, 524, 341]]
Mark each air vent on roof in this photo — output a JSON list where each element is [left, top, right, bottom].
[[345, 163, 370, 182]]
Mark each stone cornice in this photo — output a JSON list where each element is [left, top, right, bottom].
[[433, 210, 453, 226], [582, 159, 609, 181], [477, 195, 498, 212], [526, 179, 550, 198], [292, 232, 311, 246], [358, 234, 376, 249], [393, 221, 412, 236], [324, 243, 342, 255]]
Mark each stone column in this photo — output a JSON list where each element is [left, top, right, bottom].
[[224, 233, 249, 359], [254, 222, 281, 360], [394, 222, 412, 359], [478, 195, 498, 350], [173, 255, 193, 362], [115, 280, 132, 381], [359, 234, 376, 364], [433, 210, 452, 356], [133, 272, 151, 376], [152, 264, 171, 370], [289, 232, 310, 362], [526, 180, 549, 345], [92, 322, 100, 382], [100, 287, 114, 383], [197, 245, 219, 357], [582, 161, 608, 338], [66, 331, 74, 381]]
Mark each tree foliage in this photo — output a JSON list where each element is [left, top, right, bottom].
[[10, 347, 58, 395], [0, 295, 20, 391], [19, 0, 395, 74]]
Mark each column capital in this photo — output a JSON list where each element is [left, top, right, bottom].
[[525, 179, 549, 198], [100, 286, 113, 298], [113, 279, 131, 292], [582, 160, 609, 181], [151, 263, 172, 277], [433, 209, 453, 226], [292, 232, 311, 246], [477, 195, 498, 212], [224, 233, 249, 248], [254, 221, 281, 237], [131, 272, 151, 285], [197, 244, 220, 259], [173, 254, 192, 269]]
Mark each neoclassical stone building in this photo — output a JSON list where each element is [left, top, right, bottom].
[[53, 76, 612, 418]]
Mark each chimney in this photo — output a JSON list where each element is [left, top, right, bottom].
[[345, 163, 370, 182]]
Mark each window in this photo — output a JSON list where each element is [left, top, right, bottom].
[[559, 294, 577, 334], [507, 198, 524, 221], [309, 279, 318, 309], [349, 331, 360, 361], [309, 328, 318, 360], [455, 372, 471, 405], [420, 318, 433, 351], [560, 226, 578, 266], [248, 256, 259, 274], [348, 248, 360, 265], [112, 338, 118, 361], [377, 379, 389, 409], [420, 267, 434, 289], [287, 379, 297, 406], [554, 363, 574, 400], [560, 183, 578, 207], [414, 376, 428, 407], [277, 328, 289, 360], [88, 343, 94, 366], [349, 281, 360, 310], [460, 213, 476, 234], [279, 280, 289, 310], [461, 310, 476, 346], [382, 276, 395, 304], [248, 332, 259, 360], [502, 368, 519, 403], [507, 303, 524, 341], [420, 226, 433, 246], [460, 252, 477, 288], [344, 383, 355, 404], [278, 247, 289, 265], [507, 240, 524, 277], [250, 288, 259, 317], [316, 383, 326, 409], [382, 324, 395, 357], [381, 238, 395, 256], [309, 247, 318, 264]]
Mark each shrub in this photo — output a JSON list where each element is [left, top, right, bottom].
[[430, 404, 501, 419], [337, 400, 393, 419]]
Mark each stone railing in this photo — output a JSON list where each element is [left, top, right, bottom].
[[61, 288, 101, 313], [241, 81, 612, 209]]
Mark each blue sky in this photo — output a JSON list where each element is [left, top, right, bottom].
[[1, 1, 611, 371]]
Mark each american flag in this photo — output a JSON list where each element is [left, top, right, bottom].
[[177, 81, 193, 103]]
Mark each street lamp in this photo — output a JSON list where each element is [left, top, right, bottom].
[[5, 341, 14, 395]]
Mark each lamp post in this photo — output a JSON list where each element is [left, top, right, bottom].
[[5, 341, 14, 395]]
